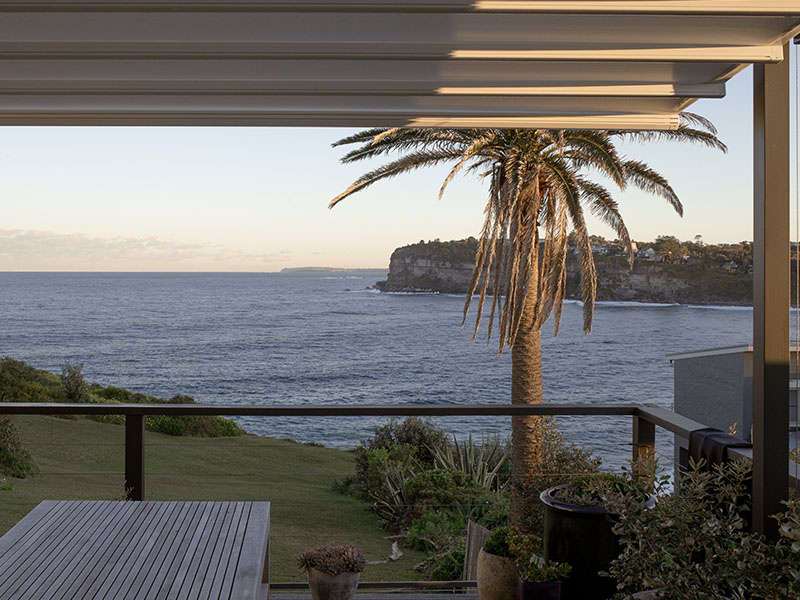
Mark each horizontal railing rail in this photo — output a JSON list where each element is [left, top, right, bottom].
[[0, 402, 638, 417], [0, 401, 712, 501]]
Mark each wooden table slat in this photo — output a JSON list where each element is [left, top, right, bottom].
[[0, 500, 59, 556], [196, 502, 246, 600], [208, 503, 250, 600], [145, 501, 207, 600], [0, 500, 79, 573], [98, 501, 200, 600], [219, 504, 253, 599], [0, 501, 104, 598], [78, 502, 157, 600], [56, 502, 162, 600], [0, 500, 270, 600], [176, 502, 235, 600], [33, 501, 136, 600], [103, 501, 178, 600], [123, 502, 198, 600], [230, 502, 270, 600], [158, 502, 225, 600]]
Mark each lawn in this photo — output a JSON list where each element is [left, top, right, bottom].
[[0, 415, 426, 582]]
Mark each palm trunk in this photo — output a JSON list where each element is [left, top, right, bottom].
[[509, 227, 544, 530]]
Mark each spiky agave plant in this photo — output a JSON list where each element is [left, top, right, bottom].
[[331, 116, 725, 528]]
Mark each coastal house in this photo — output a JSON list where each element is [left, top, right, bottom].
[[637, 247, 658, 261], [0, 2, 799, 596]]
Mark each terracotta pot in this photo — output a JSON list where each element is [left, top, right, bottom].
[[477, 549, 517, 600], [516, 571, 561, 600], [306, 568, 360, 600]]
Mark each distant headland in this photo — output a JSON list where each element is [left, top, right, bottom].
[[280, 267, 382, 273], [375, 236, 762, 306]]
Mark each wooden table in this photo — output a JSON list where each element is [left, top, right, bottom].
[[0, 500, 270, 600]]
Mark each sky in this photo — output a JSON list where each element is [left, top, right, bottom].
[[0, 62, 788, 271]]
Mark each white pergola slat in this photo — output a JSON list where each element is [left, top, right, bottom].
[[0, 1, 798, 128]]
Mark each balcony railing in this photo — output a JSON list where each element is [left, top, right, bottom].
[[0, 401, 733, 502]]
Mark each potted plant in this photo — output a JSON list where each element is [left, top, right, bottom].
[[540, 474, 653, 600], [477, 526, 517, 600], [298, 544, 367, 600], [509, 528, 570, 600], [607, 459, 800, 599]]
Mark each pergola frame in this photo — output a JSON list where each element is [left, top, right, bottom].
[[1, 0, 800, 536], [753, 44, 790, 535]]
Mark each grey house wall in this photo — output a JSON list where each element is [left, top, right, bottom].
[[673, 352, 751, 439], [672, 350, 750, 472], [671, 346, 798, 473]]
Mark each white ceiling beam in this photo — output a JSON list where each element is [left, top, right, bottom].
[[436, 83, 725, 97], [452, 45, 784, 63], [0, 109, 681, 130], [0, 42, 782, 63], [0, 80, 725, 98], [0, 1, 797, 16]]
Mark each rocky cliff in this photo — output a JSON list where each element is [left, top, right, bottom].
[[376, 239, 754, 305]]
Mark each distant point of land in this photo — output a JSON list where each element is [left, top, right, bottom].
[[280, 266, 384, 273]]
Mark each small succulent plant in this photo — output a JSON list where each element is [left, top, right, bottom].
[[298, 545, 367, 576]]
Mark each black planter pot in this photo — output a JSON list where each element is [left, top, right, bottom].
[[540, 486, 626, 600], [516, 572, 561, 600]]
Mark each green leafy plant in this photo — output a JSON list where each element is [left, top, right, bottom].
[[350, 417, 450, 500], [550, 471, 650, 509], [507, 527, 570, 583], [0, 415, 37, 478], [606, 459, 799, 599], [60, 359, 88, 403], [483, 526, 512, 558], [519, 561, 572, 584], [413, 536, 465, 580], [431, 434, 511, 493], [406, 510, 466, 552], [297, 545, 367, 576]]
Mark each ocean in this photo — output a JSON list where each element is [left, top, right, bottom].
[[0, 271, 754, 471]]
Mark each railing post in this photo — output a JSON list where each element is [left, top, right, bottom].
[[125, 414, 145, 501], [632, 415, 655, 484]]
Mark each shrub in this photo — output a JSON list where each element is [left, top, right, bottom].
[[414, 535, 466, 580], [351, 417, 451, 498], [432, 434, 511, 493], [403, 469, 505, 524], [607, 459, 799, 599], [0, 415, 37, 478], [407, 510, 466, 552], [514, 416, 601, 533], [483, 526, 512, 558], [60, 359, 88, 403], [0, 357, 62, 402]]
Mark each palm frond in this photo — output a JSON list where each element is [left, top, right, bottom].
[[331, 114, 724, 348], [621, 160, 683, 216]]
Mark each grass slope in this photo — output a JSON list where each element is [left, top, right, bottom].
[[0, 415, 426, 582]]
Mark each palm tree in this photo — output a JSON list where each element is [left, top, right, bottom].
[[330, 117, 725, 527]]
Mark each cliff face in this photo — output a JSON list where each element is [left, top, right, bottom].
[[375, 239, 480, 294], [377, 240, 754, 305]]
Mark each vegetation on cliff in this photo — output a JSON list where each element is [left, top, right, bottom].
[[378, 236, 756, 305], [0, 357, 244, 439]]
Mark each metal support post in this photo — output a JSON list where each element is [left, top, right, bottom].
[[752, 43, 790, 536], [125, 414, 145, 501], [632, 415, 656, 485]]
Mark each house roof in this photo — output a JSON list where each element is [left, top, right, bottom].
[[1, 1, 799, 128]]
